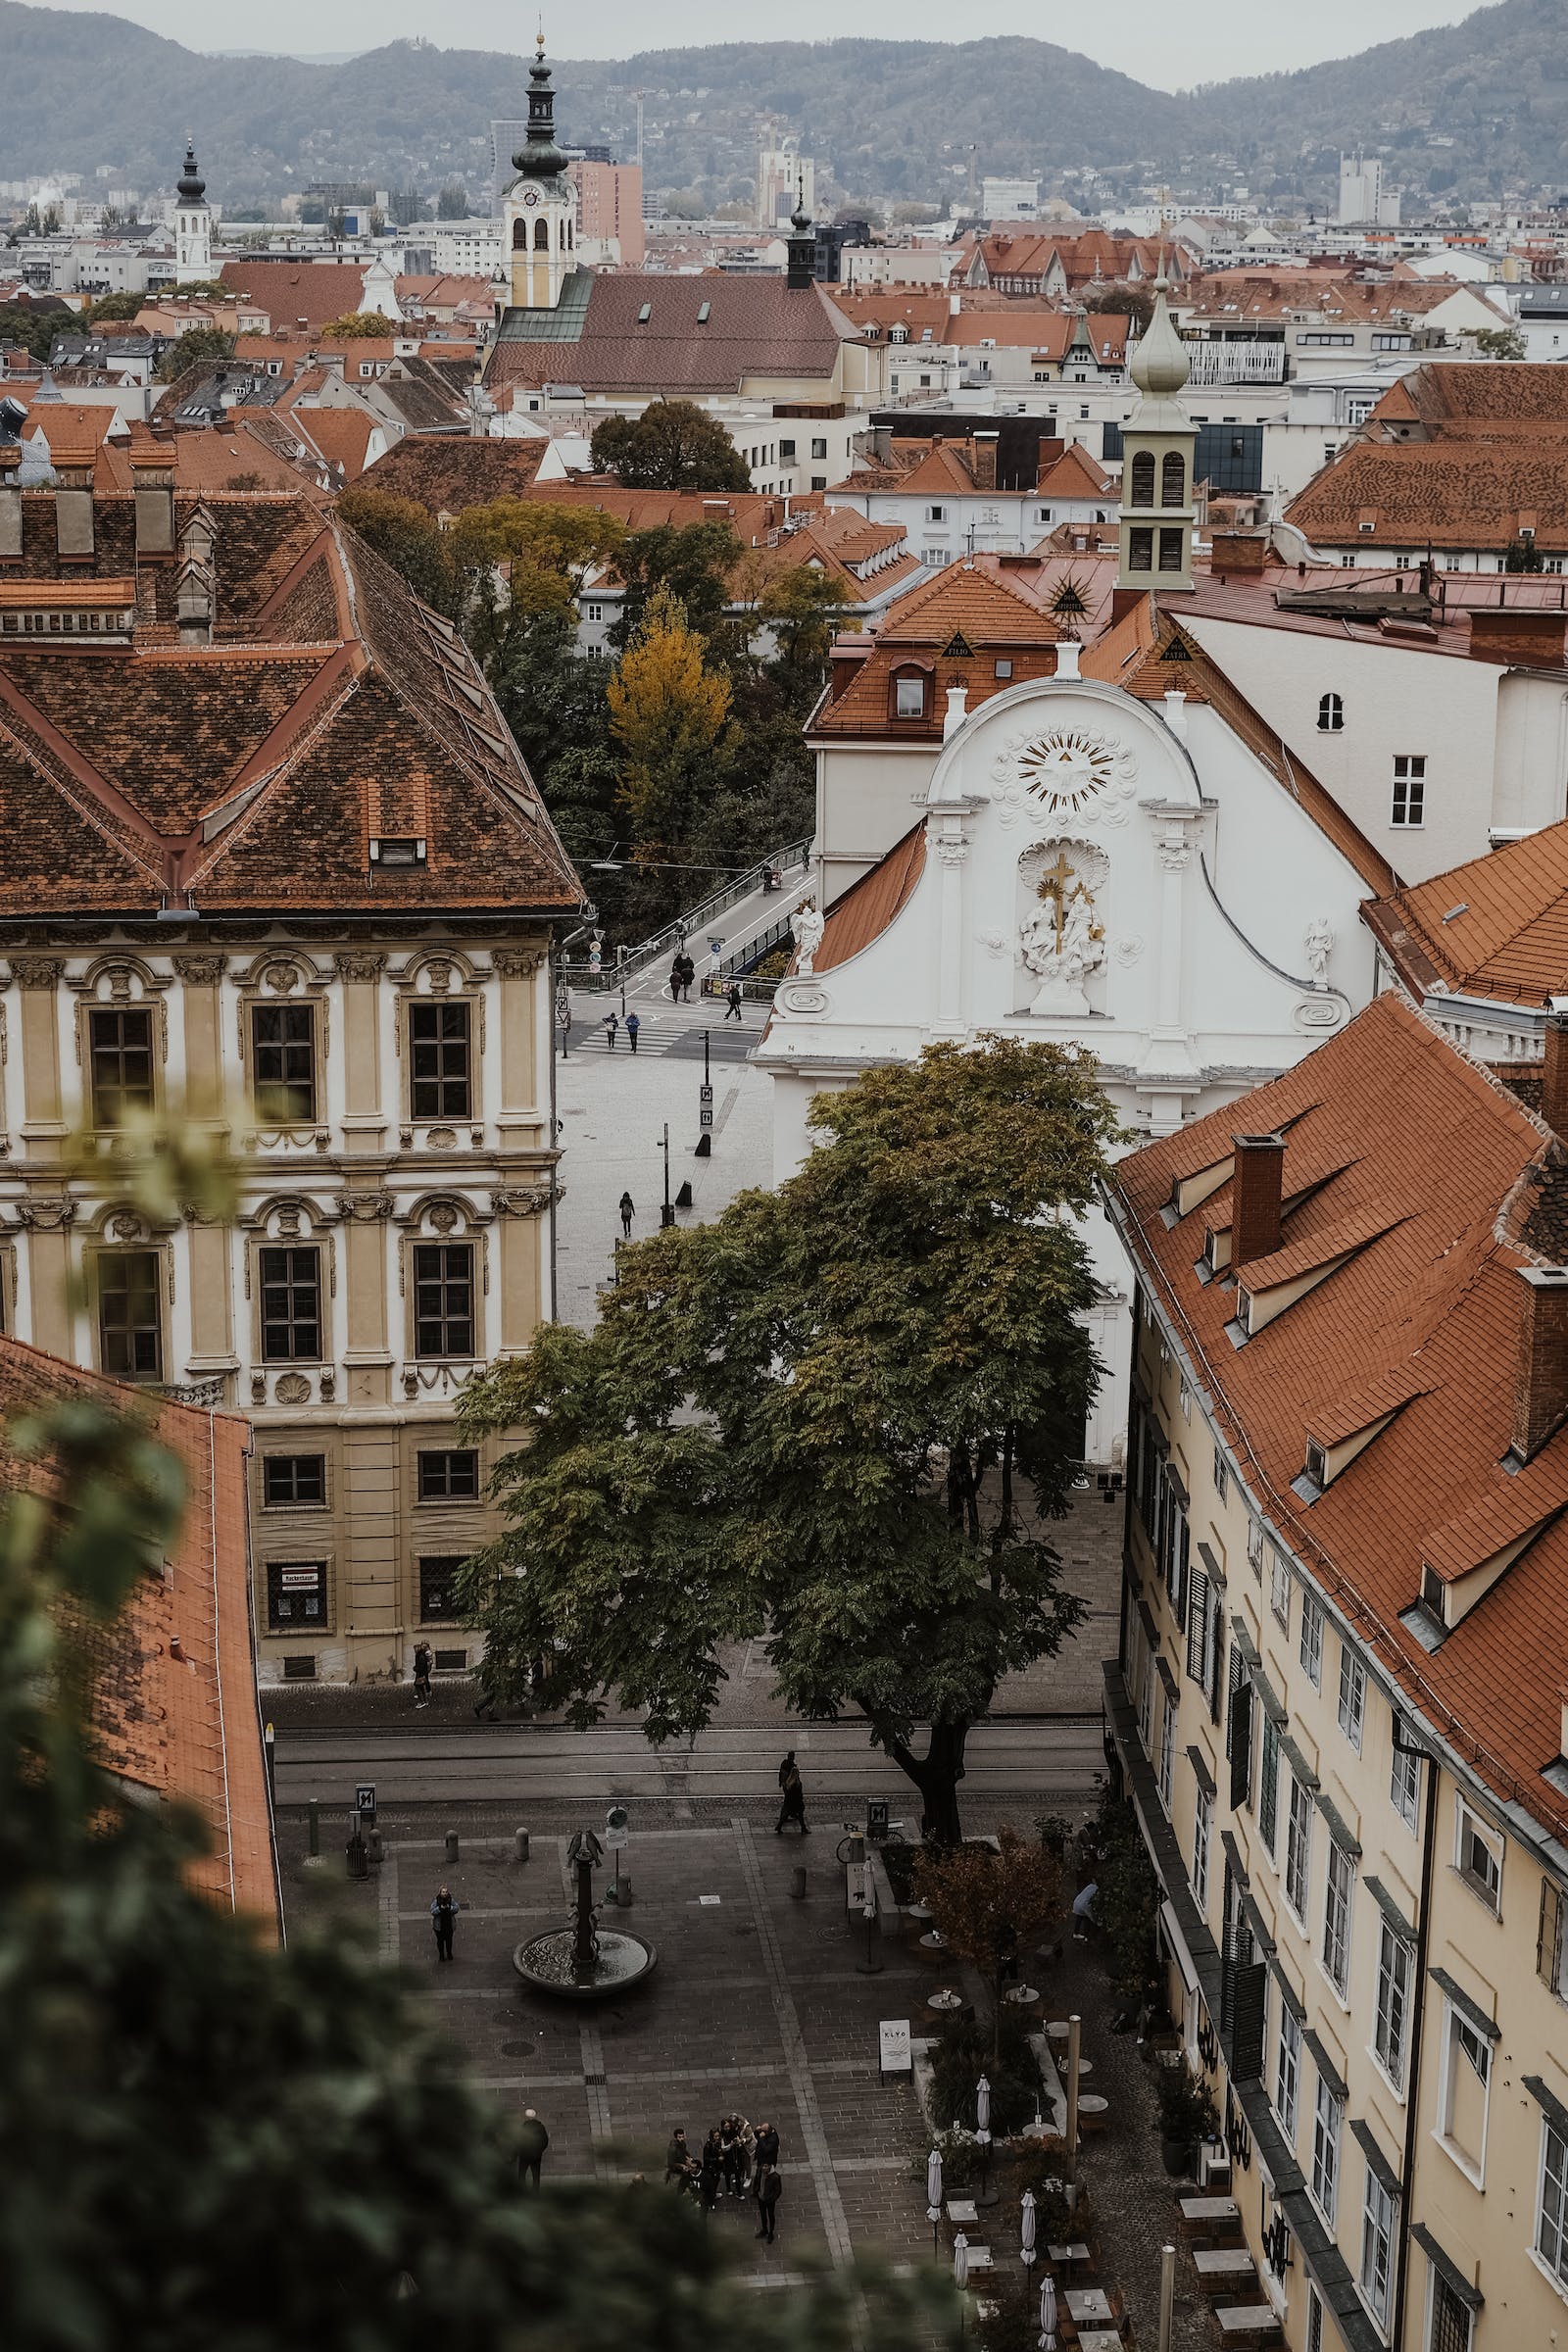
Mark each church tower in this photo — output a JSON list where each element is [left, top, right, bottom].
[[1116, 273, 1197, 594], [501, 35, 576, 314], [173, 138, 212, 287]]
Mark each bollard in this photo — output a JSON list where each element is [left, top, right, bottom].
[[307, 1799, 320, 1862], [346, 1826, 368, 1880], [367, 1827, 384, 1865], [445, 1828, 460, 1865], [791, 1864, 808, 1900], [615, 1875, 633, 1908], [514, 1827, 530, 1864]]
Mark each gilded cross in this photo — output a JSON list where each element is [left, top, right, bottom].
[[1036, 850, 1076, 950]]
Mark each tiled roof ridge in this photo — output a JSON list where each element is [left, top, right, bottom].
[[0, 670, 172, 884], [1112, 992, 1568, 1843], [185, 645, 365, 864]]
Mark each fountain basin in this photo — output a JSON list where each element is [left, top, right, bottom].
[[513, 1927, 658, 2001]]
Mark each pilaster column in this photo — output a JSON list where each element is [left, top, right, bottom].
[[334, 952, 385, 1143], [931, 817, 971, 1039], [491, 1184, 551, 1353], [13, 956, 65, 1136], [1135, 803, 1205, 1128], [492, 945, 547, 1144]]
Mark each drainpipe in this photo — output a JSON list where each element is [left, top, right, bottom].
[[1392, 1731, 1440, 2352]]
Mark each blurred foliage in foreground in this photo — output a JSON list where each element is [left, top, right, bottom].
[[0, 1396, 936, 2352]]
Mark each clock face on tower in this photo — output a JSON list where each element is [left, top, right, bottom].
[[522, 187, 541, 208], [1015, 728, 1120, 817]]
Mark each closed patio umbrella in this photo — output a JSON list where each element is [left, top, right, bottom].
[[927, 2146, 944, 2259], [954, 2230, 970, 2290], [1021, 2188, 1037, 2271], [1038, 2272, 1057, 2350]]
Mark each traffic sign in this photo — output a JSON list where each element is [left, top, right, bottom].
[[605, 1802, 630, 1851], [356, 1783, 376, 1824], [699, 1085, 713, 1102]]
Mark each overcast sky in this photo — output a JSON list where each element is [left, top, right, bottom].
[[55, 0, 1479, 90]]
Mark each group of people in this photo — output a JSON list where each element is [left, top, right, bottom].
[[667, 953, 697, 1003], [664, 2117, 785, 2240], [600, 1009, 641, 1051]]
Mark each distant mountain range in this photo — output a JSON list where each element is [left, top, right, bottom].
[[0, 0, 1560, 216]]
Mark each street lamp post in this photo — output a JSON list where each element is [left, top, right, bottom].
[[556, 984, 571, 1060], [660, 1123, 674, 1228]]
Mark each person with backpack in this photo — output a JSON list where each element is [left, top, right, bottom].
[[429, 1884, 459, 1963], [412, 1640, 432, 1708], [625, 1010, 641, 1053], [619, 1191, 635, 1239], [603, 1011, 619, 1049], [724, 983, 744, 1023]]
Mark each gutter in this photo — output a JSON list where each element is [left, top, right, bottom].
[[1392, 1734, 1441, 2352]]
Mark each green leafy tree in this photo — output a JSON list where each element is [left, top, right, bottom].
[[1474, 323, 1527, 362], [460, 1038, 1116, 1840], [759, 564, 852, 672], [607, 584, 734, 856], [0, 1385, 934, 2352], [915, 1829, 1062, 2058], [611, 517, 742, 647], [154, 325, 235, 384], [454, 498, 627, 647], [591, 399, 751, 493], [0, 299, 74, 360], [84, 289, 144, 322], [436, 181, 472, 220], [337, 486, 462, 618], [319, 310, 393, 338]]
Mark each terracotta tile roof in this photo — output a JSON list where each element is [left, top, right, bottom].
[[289, 406, 377, 484], [1110, 989, 1568, 1847], [1287, 439, 1568, 553], [811, 562, 1064, 740], [217, 260, 371, 333], [171, 418, 328, 496], [362, 432, 550, 514], [1370, 362, 1568, 435], [811, 820, 926, 972], [1037, 443, 1114, 500], [487, 273, 856, 396], [0, 501, 582, 918], [1364, 815, 1568, 1005], [0, 1335, 276, 1927]]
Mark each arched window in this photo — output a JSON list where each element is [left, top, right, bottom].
[[1161, 452, 1186, 509], [1318, 693, 1345, 734], [533, 219, 548, 250], [565, 220, 573, 248], [512, 218, 526, 249], [1129, 451, 1155, 508]]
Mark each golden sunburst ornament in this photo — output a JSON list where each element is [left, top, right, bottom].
[[1016, 729, 1117, 816]]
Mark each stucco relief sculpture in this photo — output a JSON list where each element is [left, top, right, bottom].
[[1304, 916, 1335, 986], [1018, 842, 1108, 1016], [991, 726, 1139, 830], [794, 900, 826, 976]]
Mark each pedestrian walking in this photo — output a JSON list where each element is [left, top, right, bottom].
[[775, 1754, 808, 1836], [676, 953, 696, 1003], [515, 2107, 549, 2191], [625, 1010, 641, 1053], [667, 961, 683, 1003], [724, 983, 744, 1023], [699, 2128, 723, 2215], [412, 1639, 432, 1707], [755, 2163, 782, 2243], [603, 1012, 618, 1049], [618, 1191, 635, 1239], [429, 1884, 458, 1962], [719, 2114, 746, 2196]]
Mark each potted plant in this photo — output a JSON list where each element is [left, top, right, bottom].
[[1156, 2067, 1217, 2178]]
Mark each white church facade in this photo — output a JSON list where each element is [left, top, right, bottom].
[[760, 284, 1396, 1466]]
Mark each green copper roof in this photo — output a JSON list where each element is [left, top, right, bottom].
[[494, 271, 594, 342]]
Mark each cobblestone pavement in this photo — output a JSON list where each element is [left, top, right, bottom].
[[283, 1793, 1210, 2345]]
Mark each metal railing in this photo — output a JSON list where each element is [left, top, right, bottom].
[[563, 837, 812, 993]]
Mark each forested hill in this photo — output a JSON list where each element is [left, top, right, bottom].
[[0, 0, 1557, 215]]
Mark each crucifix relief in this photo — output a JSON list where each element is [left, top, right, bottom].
[[1018, 842, 1106, 1016]]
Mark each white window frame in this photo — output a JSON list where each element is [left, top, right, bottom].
[[1391, 1718, 1421, 1832], [1360, 2166, 1396, 2330], [1193, 1779, 1212, 1917], [1285, 1774, 1313, 1924], [1212, 1441, 1228, 1502], [1274, 1999, 1301, 2142], [1247, 1518, 1264, 1580], [1426, 2269, 1475, 2352], [1305, 2280, 1325, 2352], [1299, 1592, 1324, 1689], [1311, 2076, 1342, 2225], [1537, 2113, 1568, 2297], [1158, 1686, 1175, 1812], [1454, 1798, 1502, 1914], [1323, 1839, 1353, 1999], [1434, 1997, 1492, 2187], [1339, 1643, 1366, 1750], [1270, 1545, 1292, 1632], [1373, 1917, 1412, 2094], [1392, 752, 1427, 828]]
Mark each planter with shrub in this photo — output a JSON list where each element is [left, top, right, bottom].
[[1155, 2066, 1218, 2179]]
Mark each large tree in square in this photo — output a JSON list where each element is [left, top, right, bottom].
[[460, 1038, 1116, 1840]]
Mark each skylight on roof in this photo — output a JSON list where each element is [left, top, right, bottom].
[[637, 303, 652, 324], [696, 302, 710, 324]]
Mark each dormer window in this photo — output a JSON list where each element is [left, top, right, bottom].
[[893, 673, 926, 721], [371, 837, 426, 866]]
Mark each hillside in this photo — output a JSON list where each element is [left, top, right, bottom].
[[0, 0, 1557, 214]]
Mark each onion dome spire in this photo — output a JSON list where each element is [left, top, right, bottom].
[[176, 138, 206, 205], [513, 32, 568, 181]]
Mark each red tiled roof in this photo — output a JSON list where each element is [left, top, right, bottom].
[[1364, 815, 1568, 1006], [1110, 989, 1568, 1846], [0, 1335, 276, 1927], [1288, 439, 1568, 554], [361, 433, 550, 513], [486, 273, 856, 396], [217, 260, 371, 333], [810, 821, 927, 973], [1370, 361, 1568, 435]]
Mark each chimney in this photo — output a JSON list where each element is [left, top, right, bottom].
[[1162, 688, 1188, 738], [1054, 639, 1082, 680], [1512, 1265, 1568, 1463], [0, 445, 20, 560], [1545, 1003, 1568, 1139], [972, 430, 999, 491], [129, 447, 174, 555], [944, 684, 969, 739], [50, 446, 95, 560], [1467, 607, 1568, 671], [1209, 527, 1270, 575], [1231, 1132, 1286, 1269]]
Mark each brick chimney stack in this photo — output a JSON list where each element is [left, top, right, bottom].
[[1512, 1265, 1568, 1463], [971, 431, 999, 491], [0, 445, 21, 560], [1231, 1132, 1286, 1269]]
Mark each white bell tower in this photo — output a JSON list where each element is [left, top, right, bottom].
[[501, 35, 576, 313], [174, 139, 213, 287]]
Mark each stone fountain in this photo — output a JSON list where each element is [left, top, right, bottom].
[[514, 1827, 657, 2000]]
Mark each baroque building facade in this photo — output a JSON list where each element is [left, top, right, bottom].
[[0, 451, 582, 1682]]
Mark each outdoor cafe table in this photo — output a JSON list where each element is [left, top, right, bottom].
[[1196, 2249, 1258, 2285], [947, 2199, 979, 2226], [1079, 2333, 1123, 2352], [1065, 2286, 1116, 2328], [1181, 2194, 1242, 2227], [1047, 2241, 1091, 2268]]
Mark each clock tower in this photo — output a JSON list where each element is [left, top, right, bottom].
[[173, 138, 212, 287], [1116, 272, 1197, 594], [501, 35, 576, 314]]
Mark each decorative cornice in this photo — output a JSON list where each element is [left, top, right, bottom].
[[12, 956, 64, 992], [491, 947, 548, 979], [333, 1190, 395, 1222], [172, 954, 227, 986], [334, 952, 387, 984], [491, 1183, 554, 1218]]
